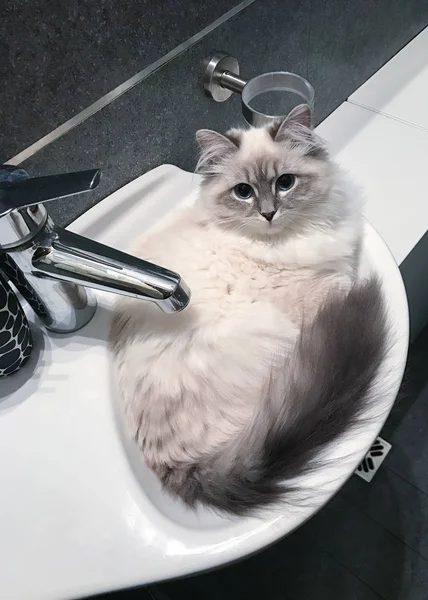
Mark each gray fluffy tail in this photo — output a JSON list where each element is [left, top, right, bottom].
[[164, 277, 388, 516]]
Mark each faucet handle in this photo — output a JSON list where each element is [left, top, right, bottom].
[[0, 168, 101, 249], [0, 169, 101, 218]]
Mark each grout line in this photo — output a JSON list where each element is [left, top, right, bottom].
[[311, 538, 386, 600], [340, 482, 428, 564], [5, 0, 257, 167], [347, 98, 428, 134], [147, 586, 160, 600], [384, 462, 428, 499]]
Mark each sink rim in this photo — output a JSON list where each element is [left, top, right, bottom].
[[72, 165, 409, 536], [0, 165, 408, 600], [71, 165, 410, 536]]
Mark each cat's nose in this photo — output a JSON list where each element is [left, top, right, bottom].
[[261, 210, 276, 222]]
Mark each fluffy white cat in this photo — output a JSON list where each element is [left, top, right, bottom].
[[110, 105, 386, 515]]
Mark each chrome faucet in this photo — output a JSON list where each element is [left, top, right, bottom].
[[0, 168, 190, 333]]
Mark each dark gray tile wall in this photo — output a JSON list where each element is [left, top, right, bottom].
[[1, 0, 239, 161]]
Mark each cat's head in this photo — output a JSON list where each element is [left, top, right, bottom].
[[196, 105, 339, 238]]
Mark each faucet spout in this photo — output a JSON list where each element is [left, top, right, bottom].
[[0, 166, 191, 333], [32, 228, 191, 314]]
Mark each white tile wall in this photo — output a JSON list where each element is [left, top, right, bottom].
[[349, 27, 428, 131], [317, 102, 428, 265]]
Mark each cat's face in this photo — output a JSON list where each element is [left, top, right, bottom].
[[196, 105, 336, 238]]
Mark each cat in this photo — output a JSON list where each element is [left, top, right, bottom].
[[110, 104, 387, 516]]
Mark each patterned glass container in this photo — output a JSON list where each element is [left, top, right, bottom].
[[0, 272, 32, 377]]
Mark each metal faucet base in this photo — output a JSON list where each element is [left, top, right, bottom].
[[44, 289, 97, 333]]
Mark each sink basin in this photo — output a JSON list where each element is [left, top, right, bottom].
[[0, 165, 409, 600]]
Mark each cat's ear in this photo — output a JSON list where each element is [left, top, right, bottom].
[[272, 104, 326, 158], [273, 104, 312, 141], [196, 129, 238, 172], [286, 104, 312, 129]]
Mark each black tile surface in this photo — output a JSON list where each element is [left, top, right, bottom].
[[378, 325, 428, 497], [21, 0, 428, 227], [383, 322, 428, 438], [382, 382, 428, 497], [305, 494, 428, 600], [342, 470, 428, 562], [151, 527, 382, 600], [1, 0, 240, 162]]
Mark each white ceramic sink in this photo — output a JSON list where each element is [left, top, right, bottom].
[[0, 165, 409, 600]]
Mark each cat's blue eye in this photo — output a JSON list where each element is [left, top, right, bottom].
[[276, 174, 295, 191], [234, 183, 254, 200]]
